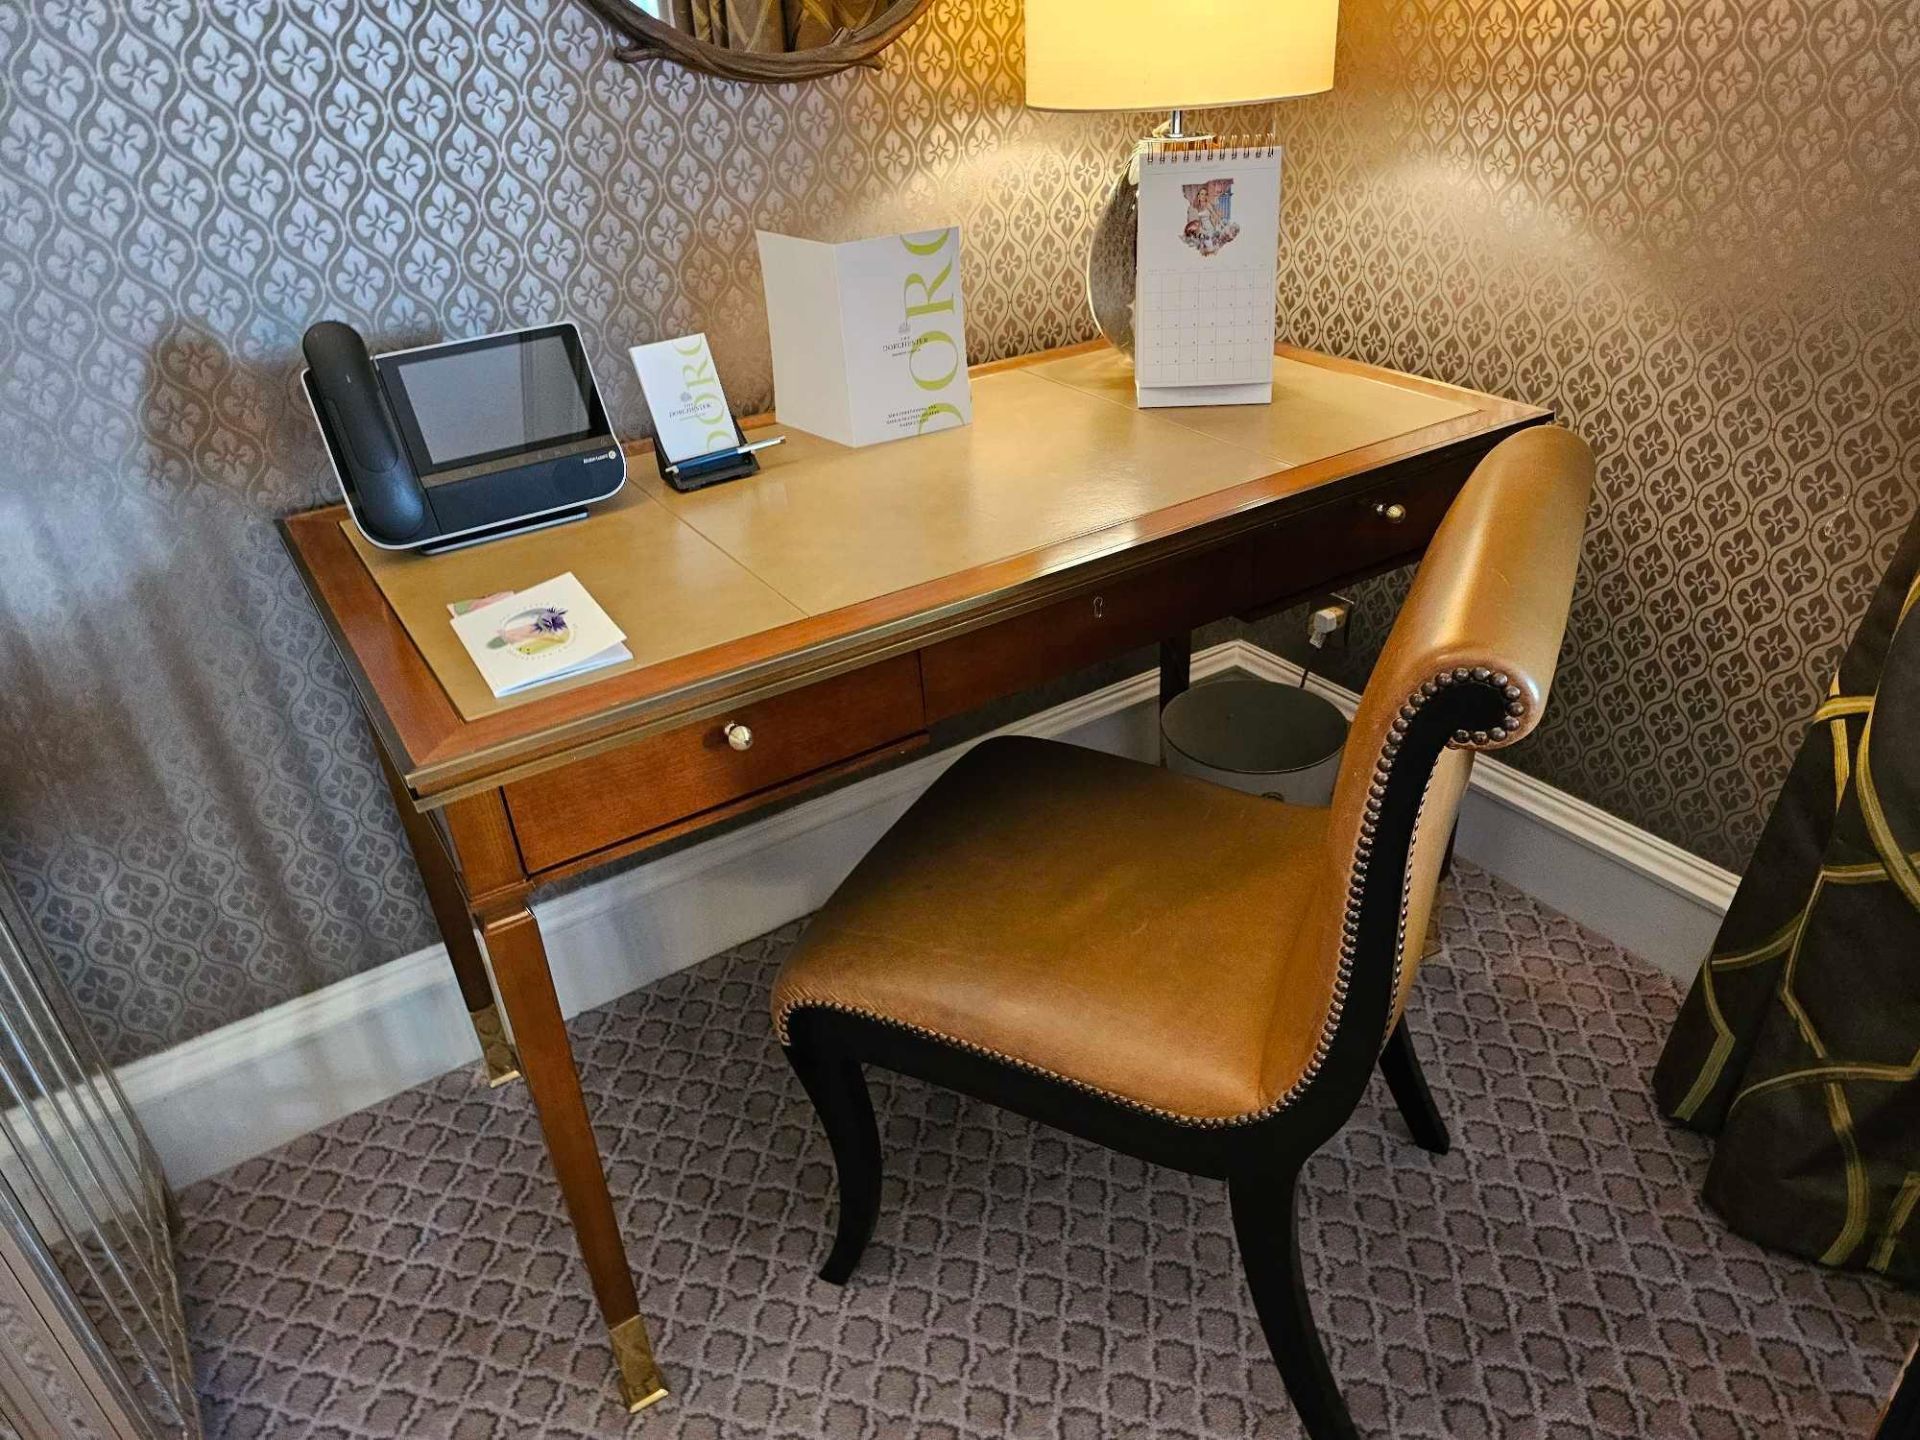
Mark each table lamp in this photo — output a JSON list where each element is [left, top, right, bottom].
[[1025, 0, 1338, 358]]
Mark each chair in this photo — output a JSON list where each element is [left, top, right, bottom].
[[770, 424, 1593, 1439]]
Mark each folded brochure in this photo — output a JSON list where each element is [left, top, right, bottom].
[[448, 572, 630, 698]]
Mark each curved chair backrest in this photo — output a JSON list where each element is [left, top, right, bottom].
[[1261, 425, 1594, 1119]]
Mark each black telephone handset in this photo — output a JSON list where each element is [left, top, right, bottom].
[[302, 320, 432, 546]]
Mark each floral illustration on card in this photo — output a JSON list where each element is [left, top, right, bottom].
[[489, 606, 573, 656], [1181, 178, 1240, 257]]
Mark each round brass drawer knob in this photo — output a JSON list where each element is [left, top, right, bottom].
[[1374, 501, 1407, 523], [723, 722, 754, 752]]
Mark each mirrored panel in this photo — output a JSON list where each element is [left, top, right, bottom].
[[577, 0, 937, 83]]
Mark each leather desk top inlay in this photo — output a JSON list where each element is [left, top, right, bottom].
[[1033, 350, 1475, 465], [634, 367, 1283, 616], [344, 488, 804, 721], [350, 353, 1476, 722]]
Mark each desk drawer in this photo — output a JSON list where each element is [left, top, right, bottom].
[[1240, 463, 1470, 615], [921, 548, 1244, 721], [504, 654, 925, 872]]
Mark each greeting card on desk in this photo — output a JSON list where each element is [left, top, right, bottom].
[[757, 226, 972, 447], [630, 333, 738, 465], [449, 572, 630, 698], [1134, 145, 1283, 409]]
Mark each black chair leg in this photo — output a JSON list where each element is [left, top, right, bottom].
[[1378, 1017, 1450, 1155], [784, 1042, 881, 1283], [1228, 1162, 1359, 1440]]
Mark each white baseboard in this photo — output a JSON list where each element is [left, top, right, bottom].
[[114, 640, 1735, 1190]]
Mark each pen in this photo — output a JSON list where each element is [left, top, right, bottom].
[[663, 435, 786, 476]]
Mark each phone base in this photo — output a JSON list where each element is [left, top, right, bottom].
[[415, 506, 589, 555], [657, 417, 761, 494]]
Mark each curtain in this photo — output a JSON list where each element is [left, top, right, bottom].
[[674, 0, 884, 52], [1655, 507, 1920, 1282]]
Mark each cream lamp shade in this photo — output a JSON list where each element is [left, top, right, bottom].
[[1025, 0, 1338, 112]]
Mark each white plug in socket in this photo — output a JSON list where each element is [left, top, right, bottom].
[[1307, 602, 1349, 650]]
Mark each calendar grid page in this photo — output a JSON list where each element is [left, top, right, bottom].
[[1133, 146, 1283, 392]]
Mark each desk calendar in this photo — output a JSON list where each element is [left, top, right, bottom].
[[1134, 144, 1283, 408]]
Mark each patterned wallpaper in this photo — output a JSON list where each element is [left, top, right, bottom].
[[2, 0, 1917, 1063], [1264, 0, 1920, 874]]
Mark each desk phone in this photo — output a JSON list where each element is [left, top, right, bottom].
[[302, 320, 626, 553]]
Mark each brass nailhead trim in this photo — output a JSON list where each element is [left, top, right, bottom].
[[773, 668, 1534, 1128]]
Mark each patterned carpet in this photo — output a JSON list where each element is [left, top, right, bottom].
[[176, 864, 1918, 1439]]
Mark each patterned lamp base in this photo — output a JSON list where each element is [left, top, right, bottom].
[[1087, 164, 1140, 356], [1087, 118, 1214, 360]]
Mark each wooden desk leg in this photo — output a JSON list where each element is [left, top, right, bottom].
[[1159, 633, 1192, 710], [480, 904, 669, 1413], [376, 746, 522, 1086]]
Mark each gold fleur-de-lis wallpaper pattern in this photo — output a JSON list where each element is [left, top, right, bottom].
[[0, 0, 1915, 1062], [1268, 0, 1920, 877]]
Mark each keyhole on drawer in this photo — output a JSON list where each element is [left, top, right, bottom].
[[1092, 595, 1106, 619]]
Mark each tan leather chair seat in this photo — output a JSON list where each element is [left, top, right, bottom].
[[772, 733, 1331, 1122]]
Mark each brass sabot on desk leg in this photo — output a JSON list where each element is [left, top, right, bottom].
[[469, 1003, 523, 1087], [610, 1314, 669, 1413]]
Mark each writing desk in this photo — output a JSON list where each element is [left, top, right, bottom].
[[280, 341, 1547, 1412]]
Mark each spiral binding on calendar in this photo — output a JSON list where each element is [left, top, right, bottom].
[[1144, 135, 1281, 163]]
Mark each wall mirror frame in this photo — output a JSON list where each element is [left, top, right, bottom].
[[576, 0, 939, 83]]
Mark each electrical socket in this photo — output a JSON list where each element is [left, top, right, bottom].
[[1305, 592, 1355, 651]]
